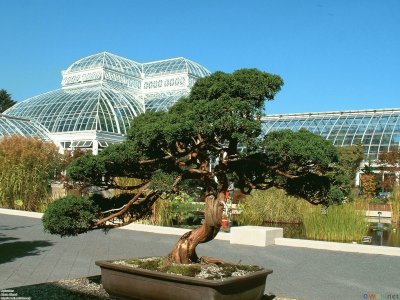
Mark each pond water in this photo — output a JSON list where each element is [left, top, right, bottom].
[[264, 222, 400, 247]]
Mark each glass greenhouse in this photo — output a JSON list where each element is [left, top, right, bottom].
[[261, 109, 400, 160], [4, 52, 211, 153], [3, 51, 399, 162], [0, 114, 51, 140]]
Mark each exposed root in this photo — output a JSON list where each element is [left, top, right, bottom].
[[199, 256, 225, 265]]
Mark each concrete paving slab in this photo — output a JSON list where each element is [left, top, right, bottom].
[[1, 212, 400, 299]]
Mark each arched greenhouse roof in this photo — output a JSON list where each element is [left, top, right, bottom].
[[0, 114, 51, 140], [143, 57, 211, 78], [261, 108, 400, 160], [64, 52, 143, 78], [144, 90, 189, 112], [4, 52, 211, 153], [63, 53, 211, 79], [4, 82, 145, 134]]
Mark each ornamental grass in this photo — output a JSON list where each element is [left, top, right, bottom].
[[237, 188, 310, 226], [390, 187, 400, 226], [0, 136, 60, 211], [302, 202, 368, 242]]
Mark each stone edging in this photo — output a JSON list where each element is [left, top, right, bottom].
[[0, 208, 43, 219], [274, 237, 400, 256]]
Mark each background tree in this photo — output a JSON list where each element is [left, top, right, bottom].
[[0, 136, 60, 211], [43, 69, 350, 264], [360, 163, 377, 198], [0, 89, 16, 113], [337, 144, 364, 186], [379, 149, 400, 188]]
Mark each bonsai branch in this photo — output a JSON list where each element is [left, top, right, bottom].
[[95, 183, 150, 226], [139, 155, 174, 164], [275, 169, 299, 179]]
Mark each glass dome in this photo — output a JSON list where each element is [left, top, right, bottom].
[[262, 109, 400, 160], [143, 57, 211, 78], [5, 82, 144, 135], [0, 114, 51, 140], [64, 52, 142, 78], [145, 90, 189, 112], [5, 52, 211, 153]]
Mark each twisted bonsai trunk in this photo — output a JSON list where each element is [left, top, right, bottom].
[[167, 191, 226, 264]]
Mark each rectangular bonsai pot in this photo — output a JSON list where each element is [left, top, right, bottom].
[[96, 260, 272, 300]]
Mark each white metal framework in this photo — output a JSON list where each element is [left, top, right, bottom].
[[4, 52, 211, 153], [261, 108, 400, 160], [0, 114, 52, 141], [7, 51, 398, 161]]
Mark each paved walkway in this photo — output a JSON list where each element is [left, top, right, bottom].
[[1, 213, 400, 300]]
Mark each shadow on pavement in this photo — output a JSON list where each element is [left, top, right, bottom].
[[0, 240, 53, 264], [10, 276, 108, 300], [0, 234, 19, 244], [0, 225, 34, 231]]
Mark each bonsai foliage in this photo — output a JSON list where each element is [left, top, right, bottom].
[[0, 136, 60, 211], [44, 68, 350, 264], [42, 195, 99, 237]]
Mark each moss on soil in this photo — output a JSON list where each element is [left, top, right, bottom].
[[122, 257, 262, 279]]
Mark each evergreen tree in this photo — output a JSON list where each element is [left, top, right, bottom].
[[0, 89, 16, 113], [43, 69, 351, 264]]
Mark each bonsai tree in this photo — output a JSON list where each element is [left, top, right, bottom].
[[43, 69, 350, 264]]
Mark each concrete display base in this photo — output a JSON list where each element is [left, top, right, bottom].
[[230, 226, 283, 247]]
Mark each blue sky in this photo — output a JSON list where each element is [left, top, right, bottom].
[[0, 0, 399, 114]]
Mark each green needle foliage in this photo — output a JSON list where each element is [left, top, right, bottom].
[[42, 195, 99, 237]]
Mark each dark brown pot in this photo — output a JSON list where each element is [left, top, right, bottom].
[[95, 260, 272, 300]]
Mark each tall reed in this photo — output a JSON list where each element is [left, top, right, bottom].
[[152, 198, 174, 226], [0, 136, 60, 211], [302, 202, 367, 242], [238, 188, 310, 225], [391, 187, 400, 226]]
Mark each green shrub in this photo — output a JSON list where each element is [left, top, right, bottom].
[[238, 188, 309, 225], [42, 195, 99, 237], [170, 198, 204, 226], [151, 193, 204, 226]]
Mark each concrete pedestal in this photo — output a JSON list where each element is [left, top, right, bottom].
[[230, 226, 283, 247]]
